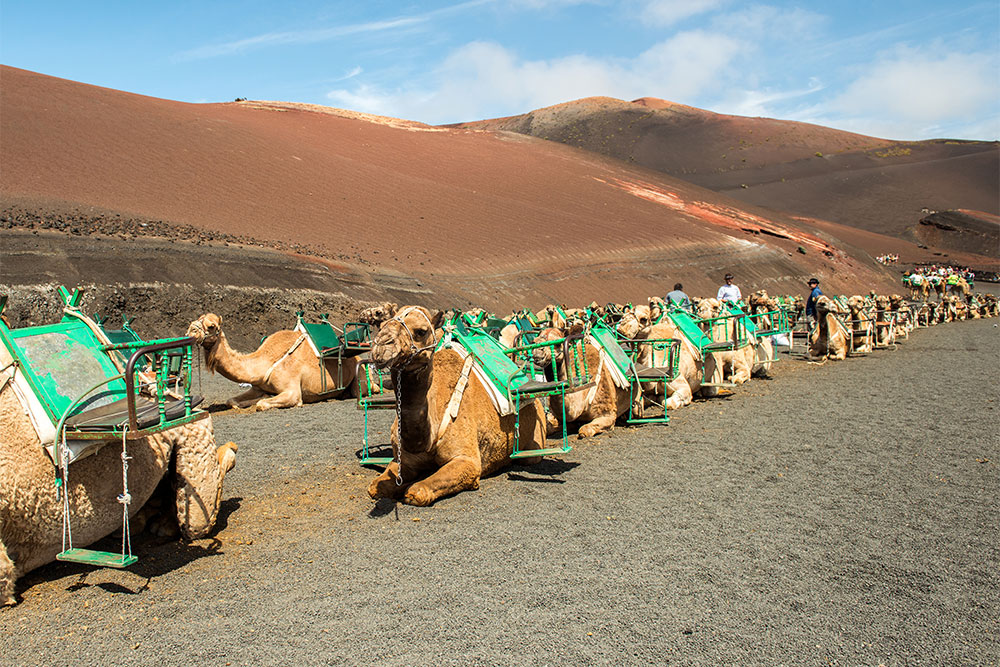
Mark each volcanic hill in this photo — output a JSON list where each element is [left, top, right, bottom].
[[0, 66, 911, 335], [454, 97, 999, 265]]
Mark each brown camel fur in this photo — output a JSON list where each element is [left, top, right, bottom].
[[874, 295, 897, 348], [808, 296, 848, 360], [846, 296, 874, 354], [531, 325, 634, 438], [366, 306, 548, 506], [696, 298, 753, 386], [187, 313, 358, 410], [0, 390, 236, 605]]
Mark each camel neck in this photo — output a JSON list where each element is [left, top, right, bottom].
[[395, 363, 433, 454]]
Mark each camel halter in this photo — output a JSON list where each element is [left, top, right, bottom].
[[384, 306, 438, 487]]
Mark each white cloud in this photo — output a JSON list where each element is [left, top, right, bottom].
[[832, 47, 999, 126], [640, 0, 727, 27], [327, 32, 746, 124], [174, 18, 424, 61]]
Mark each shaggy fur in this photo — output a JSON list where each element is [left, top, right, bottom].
[[0, 387, 236, 606]]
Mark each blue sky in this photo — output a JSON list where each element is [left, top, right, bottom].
[[2, 1, 998, 140]]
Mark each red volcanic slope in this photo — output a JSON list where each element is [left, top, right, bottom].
[[1, 67, 899, 307], [456, 97, 999, 261]]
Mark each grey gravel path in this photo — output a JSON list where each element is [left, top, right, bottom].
[[3, 315, 998, 667]]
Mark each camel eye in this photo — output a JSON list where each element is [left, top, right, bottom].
[[414, 327, 429, 337]]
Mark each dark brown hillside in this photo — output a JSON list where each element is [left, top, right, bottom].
[[1, 66, 901, 332], [456, 97, 998, 264]]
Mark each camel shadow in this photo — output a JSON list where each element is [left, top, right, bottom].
[[18, 498, 242, 602], [507, 457, 579, 481]]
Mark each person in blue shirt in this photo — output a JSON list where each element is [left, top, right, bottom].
[[665, 283, 691, 311], [805, 277, 822, 324]]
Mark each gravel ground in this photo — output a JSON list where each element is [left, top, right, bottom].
[[2, 314, 998, 666]]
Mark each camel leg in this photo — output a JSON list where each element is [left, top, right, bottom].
[[0, 538, 17, 606], [368, 461, 414, 500], [578, 413, 616, 439], [402, 456, 482, 507], [227, 386, 267, 409], [254, 387, 303, 411], [665, 378, 693, 410]]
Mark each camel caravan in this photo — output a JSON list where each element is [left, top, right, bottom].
[[0, 280, 994, 605]]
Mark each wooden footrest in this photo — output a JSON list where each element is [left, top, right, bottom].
[[360, 455, 394, 465], [510, 445, 571, 459], [57, 548, 137, 568]]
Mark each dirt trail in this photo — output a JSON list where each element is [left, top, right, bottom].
[[2, 315, 998, 666]]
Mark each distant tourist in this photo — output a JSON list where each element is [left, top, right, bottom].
[[805, 277, 822, 325], [666, 283, 691, 311], [717, 273, 742, 303]]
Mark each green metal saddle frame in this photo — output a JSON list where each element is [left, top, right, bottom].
[[295, 312, 374, 394], [588, 320, 681, 425], [0, 287, 206, 569], [441, 315, 587, 459]]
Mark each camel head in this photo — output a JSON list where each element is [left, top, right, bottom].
[[371, 305, 443, 372], [358, 302, 398, 329], [814, 296, 842, 323], [529, 324, 584, 372], [529, 326, 563, 370], [187, 313, 224, 346], [616, 313, 641, 339], [696, 297, 721, 320], [648, 296, 664, 323], [847, 295, 866, 315], [747, 291, 773, 314]]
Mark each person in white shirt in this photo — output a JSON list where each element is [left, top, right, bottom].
[[717, 273, 742, 303]]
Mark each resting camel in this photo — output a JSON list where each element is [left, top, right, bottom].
[[846, 296, 874, 354], [744, 292, 779, 375], [187, 313, 358, 410], [366, 306, 549, 506], [358, 302, 397, 329], [531, 324, 635, 438], [696, 298, 754, 385], [808, 296, 848, 360], [617, 310, 705, 410], [873, 295, 897, 348], [888, 295, 914, 338], [0, 388, 237, 606]]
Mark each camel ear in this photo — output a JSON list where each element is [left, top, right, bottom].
[[429, 309, 445, 330]]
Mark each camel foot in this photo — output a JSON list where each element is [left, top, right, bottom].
[[544, 413, 559, 435], [368, 474, 405, 501], [217, 441, 238, 473], [403, 484, 436, 507], [578, 423, 609, 439]]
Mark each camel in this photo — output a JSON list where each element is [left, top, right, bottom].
[[873, 295, 897, 348], [358, 302, 398, 329], [616, 310, 705, 411], [366, 306, 549, 506], [846, 296, 874, 354], [187, 313, 359, 410], [0, 389, 237, 605], [744, 292, 780, 375], [530, 324, 635, 438], [695, 298, 754, 386], [808, 296, 848, 360], [888, 295, 914, 339]]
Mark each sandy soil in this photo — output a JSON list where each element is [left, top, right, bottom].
[[2, 311, 997, 666]]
